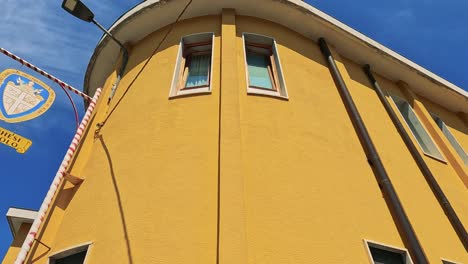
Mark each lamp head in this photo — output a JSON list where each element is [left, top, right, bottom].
[[61, 0, 94, 22]]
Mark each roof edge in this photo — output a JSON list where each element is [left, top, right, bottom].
[[83, 0, 467, 111]]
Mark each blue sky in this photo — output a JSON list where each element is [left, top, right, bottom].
[[0, 0, 467, 259]]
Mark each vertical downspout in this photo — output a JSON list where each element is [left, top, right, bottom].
[[363, 65, 468, 251], [318, 38, 429, 264]]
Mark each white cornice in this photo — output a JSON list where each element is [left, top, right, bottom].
[[6, 207, 37, 238], [84, 0, 467, 113]]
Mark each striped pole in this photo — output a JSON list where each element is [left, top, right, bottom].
[[0, 47, 93, 102], [14, 88, 102, 264]]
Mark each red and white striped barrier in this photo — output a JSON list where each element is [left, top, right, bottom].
[[14, 88, 102, 264], [0, 47, 93, 102]]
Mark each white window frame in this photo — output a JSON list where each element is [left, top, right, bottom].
[[242, 33, 289, 99], [48, 242, 92, 264], [390, 95, 446, 162], [431, 113, 468, 165], [169, 32, 215, 98], [441, 258, 462, 264], [364, 239, 414, 264]]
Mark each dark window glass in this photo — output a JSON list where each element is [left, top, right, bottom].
[[370, 247, 405, 264], [55, 251, 87, 264]]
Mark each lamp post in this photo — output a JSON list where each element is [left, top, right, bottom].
[[62, 0, 128, 102]]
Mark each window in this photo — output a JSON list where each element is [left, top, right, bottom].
[[432, 114, 468, 165], [49, 243, 90, 264], [364, 240, 413, 264], [390, 95, 444, 161], [170, 33, 214, 97], [242, 33, 288, 98]]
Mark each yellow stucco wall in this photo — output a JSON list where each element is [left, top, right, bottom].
[[421, 98, 468, 152], [339, 56, 468, 262], [234, 16, 405, 264], [380, 77, 468, 216], [420, 96, 468, 174], [13, 12, 467, 264], [2, 223, 31, 264], [27, 16, 222, 264]]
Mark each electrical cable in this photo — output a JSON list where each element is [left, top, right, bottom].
[[98, 0, 194, 128], [59, 83, 80, 130]]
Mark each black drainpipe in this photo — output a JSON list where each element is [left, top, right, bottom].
[[363, 65, 468, 251], [318, 38, 429, 263]]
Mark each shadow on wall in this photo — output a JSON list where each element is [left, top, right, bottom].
[[27, 184, 76, 263], [98, 135, 134, 264], [26, 117, 96, 262], [422, 99, 468, 137], [339, 55, 377, 94]]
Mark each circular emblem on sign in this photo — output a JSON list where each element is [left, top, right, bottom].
[[0, 69, 55, 123]]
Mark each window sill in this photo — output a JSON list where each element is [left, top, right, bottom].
[[169, 86, 211, 98], [247, 87, 288, 100], [423, 152, 447, 164]]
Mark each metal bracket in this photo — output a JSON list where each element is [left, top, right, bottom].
[[64, 172, 84, 185]]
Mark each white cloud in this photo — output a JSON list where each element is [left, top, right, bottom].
[[0, 1, 91, 82]]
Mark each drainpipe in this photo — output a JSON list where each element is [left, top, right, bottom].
[[318, 38, 429, 264], [363, 65, 468, 251]]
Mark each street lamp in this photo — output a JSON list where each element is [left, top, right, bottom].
[[62, 0, 128, 102], [61, 0, 94, 22]]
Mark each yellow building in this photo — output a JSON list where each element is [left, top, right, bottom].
[[3, 0, 468, 263]]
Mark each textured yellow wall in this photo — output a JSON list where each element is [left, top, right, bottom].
[[421, 98, 468, 153], [234, 16, 405, 264], [19, 13, 468, 264], [340, 57, 468, 262], [400, 85, 468, 188], [27, 16, 221, 264], [419, 96, 468, 177], [218, 9, 248, 264], [23, 58, 119, 264]]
